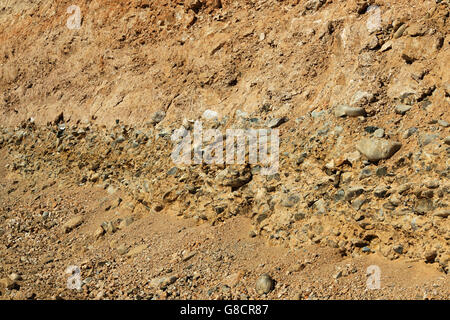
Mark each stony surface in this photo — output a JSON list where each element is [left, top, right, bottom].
[[0, 0, 449, 300]]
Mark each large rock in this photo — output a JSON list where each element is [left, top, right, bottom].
[[356, 138, 402, 162]]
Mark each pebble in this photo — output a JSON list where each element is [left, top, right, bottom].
[[424, 250, 437, 263], [101, 221, 116, 234], [311, 110, 326, 119], [403, 127, 418, 139], [344, 186, 365, 201], [376, 167, 388, 177], [116, 135, 125, 143], [395, 105, 412, 115], [334, 105, 366, 117], [9, 273, 22, 281], [419, 134, 438, 147], [394, 24, 407, 39], [266, 117, 288, 128], [202, 110, 219, 120], [393, 244, 404, 254], [313, 199, 327, 214], [151, 110, 166, 125], [255, 274, 274, 295], [437, 120, 449, 128], [356, 138, 402, 162], [167, 167, 178, 176], [117, 244, 129, 255], [359, 168, 372, 179], [374, 186, 389, 198], [63, 216, 84, 233], [364, 126, 379, 134], [373, 128, 385, 138]]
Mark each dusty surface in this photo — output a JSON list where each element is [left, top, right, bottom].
[[0, 147, 448, 300], [0, 0, 449, 300]]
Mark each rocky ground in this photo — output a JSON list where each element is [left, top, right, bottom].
[[0, 0, 449, 300]]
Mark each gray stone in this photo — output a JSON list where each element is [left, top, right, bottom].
[[419, 134, 438, 147], [373, 128, 385, 138], [334, 190, 345, 202], [356, 138, 402, 162], [414, 199, 434, 215], [255, 274, 274, 295], [151, 110, 166, 125], [374, 186, 389, 198], [359, 168, 372, 179], [313, 199, 327, 214], [345, 186, 365, 201], [376, 167, 388, 177], [167, 167, 178, 176], [395, 104, 412, 115], [351, 197, 367, 211], [403, 127, 418, 139], [116, 135, 125, 143], [438, 120, 449, 128], [266, 117, 288, 128], [364, 126, 379, 134], [334, 105, 366, 118], [101, 221, 116, 234], [311, 110, 326, 119], [393, 244, 403, 254], [118, 217, 134, 229], [282, 194, 300, 208], [217, 168, 252, 189]]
